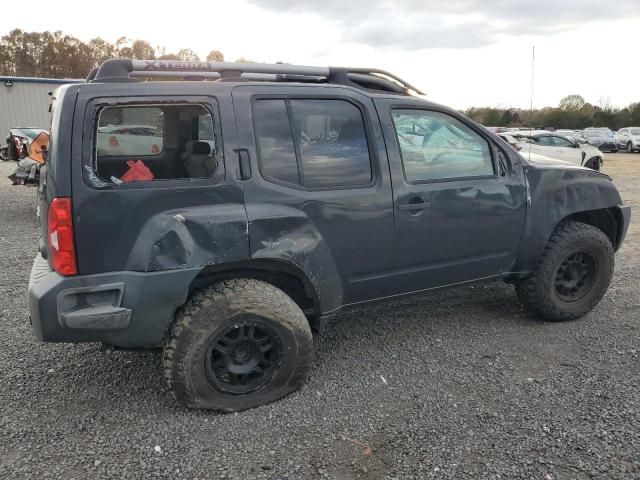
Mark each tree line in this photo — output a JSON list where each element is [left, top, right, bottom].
[[0, 29, 231, 79], [2, 29, 639, 130], [465, 95, 640, 131]]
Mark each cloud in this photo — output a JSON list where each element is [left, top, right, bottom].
[[247, 0, 640, 49]]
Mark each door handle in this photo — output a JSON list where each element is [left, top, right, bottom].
[[399, 201, 430, 212], [235, 148, 251, 180]]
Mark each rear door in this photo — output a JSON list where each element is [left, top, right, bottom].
[[232, 85, 394, 310], [71, 84, 249, 274], [375, 98, 527, 291]]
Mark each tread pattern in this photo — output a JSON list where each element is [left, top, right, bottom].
[[516, 221, 614, 321], [163, 278, 312, 410]]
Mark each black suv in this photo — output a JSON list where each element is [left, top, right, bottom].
[[29, 59, 631, 411]]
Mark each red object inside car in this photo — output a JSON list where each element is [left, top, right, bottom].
[[120, 160, 154, 182]]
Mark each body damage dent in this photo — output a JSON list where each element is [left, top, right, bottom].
[[513, 166, 624, 273], [248, 205, 343, 313], [125, 204, 249, 271]]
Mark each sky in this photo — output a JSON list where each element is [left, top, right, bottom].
[[5, 0, 640, 110]]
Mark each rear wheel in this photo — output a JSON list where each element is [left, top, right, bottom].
[[515, 221, 614, 321], [0, 146, 8, 161], [163, 279, 313, 411]]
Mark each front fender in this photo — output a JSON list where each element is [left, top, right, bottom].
[[512, 165, 624, 274]]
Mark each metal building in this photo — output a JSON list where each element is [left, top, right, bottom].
[[0, 77, 80, 135]]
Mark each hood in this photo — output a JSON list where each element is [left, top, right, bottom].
[[519, 151, 575, 167]]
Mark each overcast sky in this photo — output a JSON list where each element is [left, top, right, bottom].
[[6, 0, 640, 109]]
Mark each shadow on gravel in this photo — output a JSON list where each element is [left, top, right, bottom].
[[23, 280, 535, 415]]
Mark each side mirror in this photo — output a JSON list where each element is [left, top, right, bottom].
[[573, 142, 580, 148]]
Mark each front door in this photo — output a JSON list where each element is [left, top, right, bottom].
[[549, 135, 583, 165], [376, 102, 528, 292]]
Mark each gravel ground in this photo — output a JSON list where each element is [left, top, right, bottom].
[[0, 154, 639, 480]]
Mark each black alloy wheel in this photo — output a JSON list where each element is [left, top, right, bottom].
[[554, 252, 598, 302], [205, 318, 283, 395]]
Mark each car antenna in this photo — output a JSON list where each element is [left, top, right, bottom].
[[529, 45, 535, 163]]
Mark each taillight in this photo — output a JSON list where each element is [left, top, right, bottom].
[[47, 197, 77, 276]]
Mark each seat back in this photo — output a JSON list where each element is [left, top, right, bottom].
[[183, 141, 217, 178]]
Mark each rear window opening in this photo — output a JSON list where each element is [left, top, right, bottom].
[[94, 103, 220, 183]]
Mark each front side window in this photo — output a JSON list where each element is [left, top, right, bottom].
[[535, 136, 554, 146], [253, 98, 372, 188], [552, 136, 573, 148], [95, 103, 220, 183], [391, 110, 494, 182]]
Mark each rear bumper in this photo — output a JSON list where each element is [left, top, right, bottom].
[[28, 254, 200, 347]]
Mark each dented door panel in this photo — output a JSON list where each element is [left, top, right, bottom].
[[232, 85, 395, 314]]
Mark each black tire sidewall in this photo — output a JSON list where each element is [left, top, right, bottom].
[[165, 280, 313, 411], [541, 228, 613, 318]]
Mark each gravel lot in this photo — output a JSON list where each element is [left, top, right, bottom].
[[0, 154, 638, 480]]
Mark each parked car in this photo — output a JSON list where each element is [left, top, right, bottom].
[[582, 128, 618, 152], [486, 126, 509, 133], [554, 129, 587, 144], [28, 59, 630, 411], [614, 127, 640, 153], [496, 133, 576, 167], [97, 124, 163, 156], [510, 130, 603, 170]]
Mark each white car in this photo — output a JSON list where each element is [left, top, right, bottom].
[[97, 124, 163, 156], [496, 133, 575, 167], [614, 127, 640, 153], [511, 131, 603, 171]]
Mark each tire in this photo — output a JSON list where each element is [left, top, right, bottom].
[[584, 157, 601, 171], [163, 278, 313, 411], [0, 146, 8, 161], [515, 221, 614, 321]]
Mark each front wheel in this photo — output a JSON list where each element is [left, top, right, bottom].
[[515, 221, 614, 321], [163, 279, 313, 411], [584, 157, 601, 171], [0, 146, 8, 161]]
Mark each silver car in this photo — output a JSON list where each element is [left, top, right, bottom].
[[614, 127, 640, 153]]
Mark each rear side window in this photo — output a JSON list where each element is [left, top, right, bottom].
[[94, 103, 221, 183], [253, 98, 372, 189]]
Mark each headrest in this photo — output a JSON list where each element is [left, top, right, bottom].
[[191, 141, 211, 155]]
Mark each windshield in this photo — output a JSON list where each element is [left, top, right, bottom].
[[584, 129, 613, 138], [630, 128, 640, 135]]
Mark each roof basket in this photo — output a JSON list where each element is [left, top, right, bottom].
[[87, 59, 425, 96]]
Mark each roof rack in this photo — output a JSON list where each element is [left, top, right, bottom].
[[87, 59, 424, 96]]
